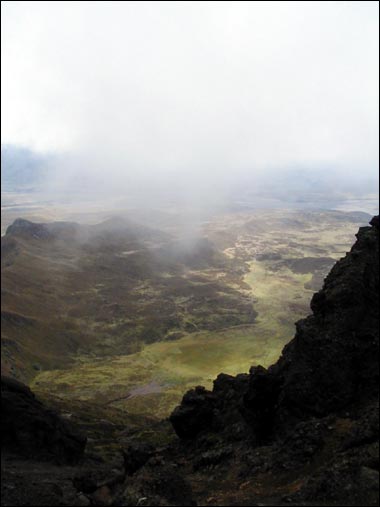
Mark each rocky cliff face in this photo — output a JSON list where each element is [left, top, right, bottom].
[[171, 216, 379, 440], [169, 216, 379, 505], [1, 217, 379, 506]]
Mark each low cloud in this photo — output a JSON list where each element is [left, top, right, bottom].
[[1, 1, 379, 203]]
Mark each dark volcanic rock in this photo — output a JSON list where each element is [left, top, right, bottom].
[[193, 446, 233, 471], [122, 442, 155, 475], [167, 216, 379, 506], [212, 372, 250, 436], [170, 215, 379, 442], [255, 217, 378, 436], [170, 374, 251, 440], [292, 460, 380, 506], [242, 365, 282, 442], [1, 376, 86, 464], [370, 215, 379, 229], [119, 460, 196, 506], [170, 386, 217, 439], [272, 218, 379, 430]]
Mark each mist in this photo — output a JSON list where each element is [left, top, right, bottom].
[[1, 1, 379, 211]]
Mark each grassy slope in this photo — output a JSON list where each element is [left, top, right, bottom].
[[6, 210, 368, 419], [31, 254, 316, 419], [32, 325, 279, 420], [1, 220, 254, 381]]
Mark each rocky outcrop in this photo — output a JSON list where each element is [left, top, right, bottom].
[[170, 373, 251, 442], [170, 386, 218, 439], [5, 218, 53, 239], [1, 376, 86, 464], [1, 216, 378, 506], [271, 216, 379, 427], [118, 460, 196, 506], [171, 216, 379, 443], [168, 216, 379, 506]]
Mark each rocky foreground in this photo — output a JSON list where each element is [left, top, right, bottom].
[[1, 216, 379, 506]]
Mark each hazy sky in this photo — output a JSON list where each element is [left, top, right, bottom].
[[1, 1, 379, 193]]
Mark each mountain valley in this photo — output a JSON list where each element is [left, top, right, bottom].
[[2, 211, 378, 507], [1, 209, 369, 420]]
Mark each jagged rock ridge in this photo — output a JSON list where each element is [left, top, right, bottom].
[[171, 216, 379, 441], [1, 216, 379, 506], [169, 216, 379, 505]]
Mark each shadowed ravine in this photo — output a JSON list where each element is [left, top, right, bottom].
[[1, 214, 378, 506]]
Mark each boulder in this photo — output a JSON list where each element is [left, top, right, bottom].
[[170, 386, 216, 439], [122, 442, 155, 475], [1, 376, 86, 464], [120, 461, 196, 506]]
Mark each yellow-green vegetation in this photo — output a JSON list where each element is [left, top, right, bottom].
[[244, 260, 313, 334], [31, 256, 317, 420], [7, 209, 371, 420], [32, 325, 282, 420]]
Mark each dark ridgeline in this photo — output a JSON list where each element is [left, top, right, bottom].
[[169, 215, 379, 505], [171, 215, 379, 441], [1, 216, 379, 506]]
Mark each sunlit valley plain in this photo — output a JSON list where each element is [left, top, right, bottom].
[[2, 188, 376, 425], [2, 2, 379, 505]]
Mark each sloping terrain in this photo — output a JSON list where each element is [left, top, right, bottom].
[[2, 210, 368, 417], [1, 216, 378, 507], [1, 217, 254, 381], [28, 210, 368, 419], [168, 215, 379, 506]]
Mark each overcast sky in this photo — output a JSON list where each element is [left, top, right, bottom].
[[1, 1, 379, 194]]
